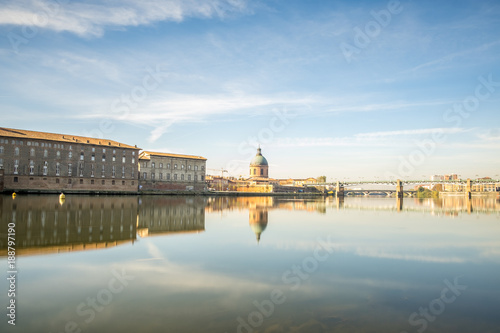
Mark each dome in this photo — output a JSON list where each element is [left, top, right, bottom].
[[250, 147, 268, 166]]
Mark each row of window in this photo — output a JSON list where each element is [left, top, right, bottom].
[[13, 176, 135, 186], [0, 138, 137, 154], [142, 172, 205, 182], [1, 146, 135, 164], [10, 161, 134, 178], [145, 161, 205, 171]]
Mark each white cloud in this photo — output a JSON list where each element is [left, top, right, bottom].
[[0, 0, 251, 37], [273, 128, 468, 148]]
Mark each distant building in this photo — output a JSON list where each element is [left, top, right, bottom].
[[430, 175, 444, 181], [0, 127, 139, 193], [138, 151, 207, 192], [278, 178, 318, 187]]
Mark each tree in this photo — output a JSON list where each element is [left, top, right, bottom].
[[317, 176, 326, 183]]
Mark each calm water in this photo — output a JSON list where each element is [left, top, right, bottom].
[[1, 194, 500, 333]]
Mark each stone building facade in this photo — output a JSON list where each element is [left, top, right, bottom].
[[0, 127, 139, 193], [138, 151, 207, 192]]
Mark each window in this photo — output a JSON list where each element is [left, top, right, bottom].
[[152, 162, 155, 168], [80, 179, 83, 184], [79, 163, 84, 177], [102, 154, 106, 162], [91, 179, 94, 184], [122, 180, 125, 185], [112, 165, 116, 178], [132, 158, 135, 164], [181, 174, 184, 180], [201, 166, 205, 171], [194, 175, 197, 181], [0, 146, 3, 154], [102, 180, 105, 185], [167, 163, 170, 169], [69, 145, 72, 150], [253, 169, 256, 175], [68, 163, 72, 176], [195, 165, 198, 171], [69, 151, 72, 159], [56, 163, 60, 176], [0, 158, 4, 169], [101, 165, 105, 177], [56, 151, 61, 158], [151, 173, 155, 180], [91, 154, 95, 161], [29, 161, 34, 175], [261, 169, 263, 175], [14, 160, 19, 174], [122, 166, 125, 178], [122, 157, 126, 163], [103, 148, 106, 153], [112, 155, 116, 162], [143, 172, 147, 179], [13, 177, 18, 183], [112, 180, 115, 185], [188, 174, 191, 181], [14, 147, 20, 156], [113, 149, 116, 154], [30, 148, 35, 157], [159, 173, 163, 180], [159, 163, 163, 168], [80, 152, 84, 161], [56, 178, 60, 184], [174, 174, 177, 180], [44, 149, 48, 157], [68, 179, 72, 184], [43, 161, 48, 175], [92, 147, 95, 152], [201, 175, 204, 181], [181, 164, 185, 170], [188, 165, 191, 170], [132, 151, 135, 156], [174, 164, 177, 169], [91, 164, 95, 177], [167, 173, 170, 180]]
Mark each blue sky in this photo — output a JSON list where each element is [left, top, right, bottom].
[[0, 0, 499, 180]]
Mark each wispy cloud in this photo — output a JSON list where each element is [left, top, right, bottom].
[[355, 127, 466, 138], [273, 128, 468, 148], [0, 0, 251, 37]]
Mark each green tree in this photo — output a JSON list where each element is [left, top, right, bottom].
[[317, 176, 326, 183]]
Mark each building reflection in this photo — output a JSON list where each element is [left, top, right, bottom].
[[0, 195, 138, 256], [205, 196, 328, 243], [136, 196, 205, 237], [0, 195, 207, 257], [249, 209, 268, 243]]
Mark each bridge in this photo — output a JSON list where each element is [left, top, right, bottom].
[[306, 178, 500, 198]]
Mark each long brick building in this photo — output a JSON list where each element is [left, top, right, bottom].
[[0, 127, 140, 193], [138, 151, 207, 192]]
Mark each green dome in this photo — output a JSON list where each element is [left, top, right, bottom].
[[250, 148, 268, 166]]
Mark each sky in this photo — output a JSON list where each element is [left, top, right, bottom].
[[0, 0, 499, 181]]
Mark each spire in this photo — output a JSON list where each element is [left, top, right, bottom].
[[257, 145, 262, 156]]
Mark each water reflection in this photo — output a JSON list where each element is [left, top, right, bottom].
[[2, 195, 499, 257], [0, 195, 138, 256], [0, 194, 499, 333], [137, 196, 205, 237]]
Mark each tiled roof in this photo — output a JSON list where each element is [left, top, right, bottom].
[[139, 151, 207, 161], [0, 127, 138, 149]]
